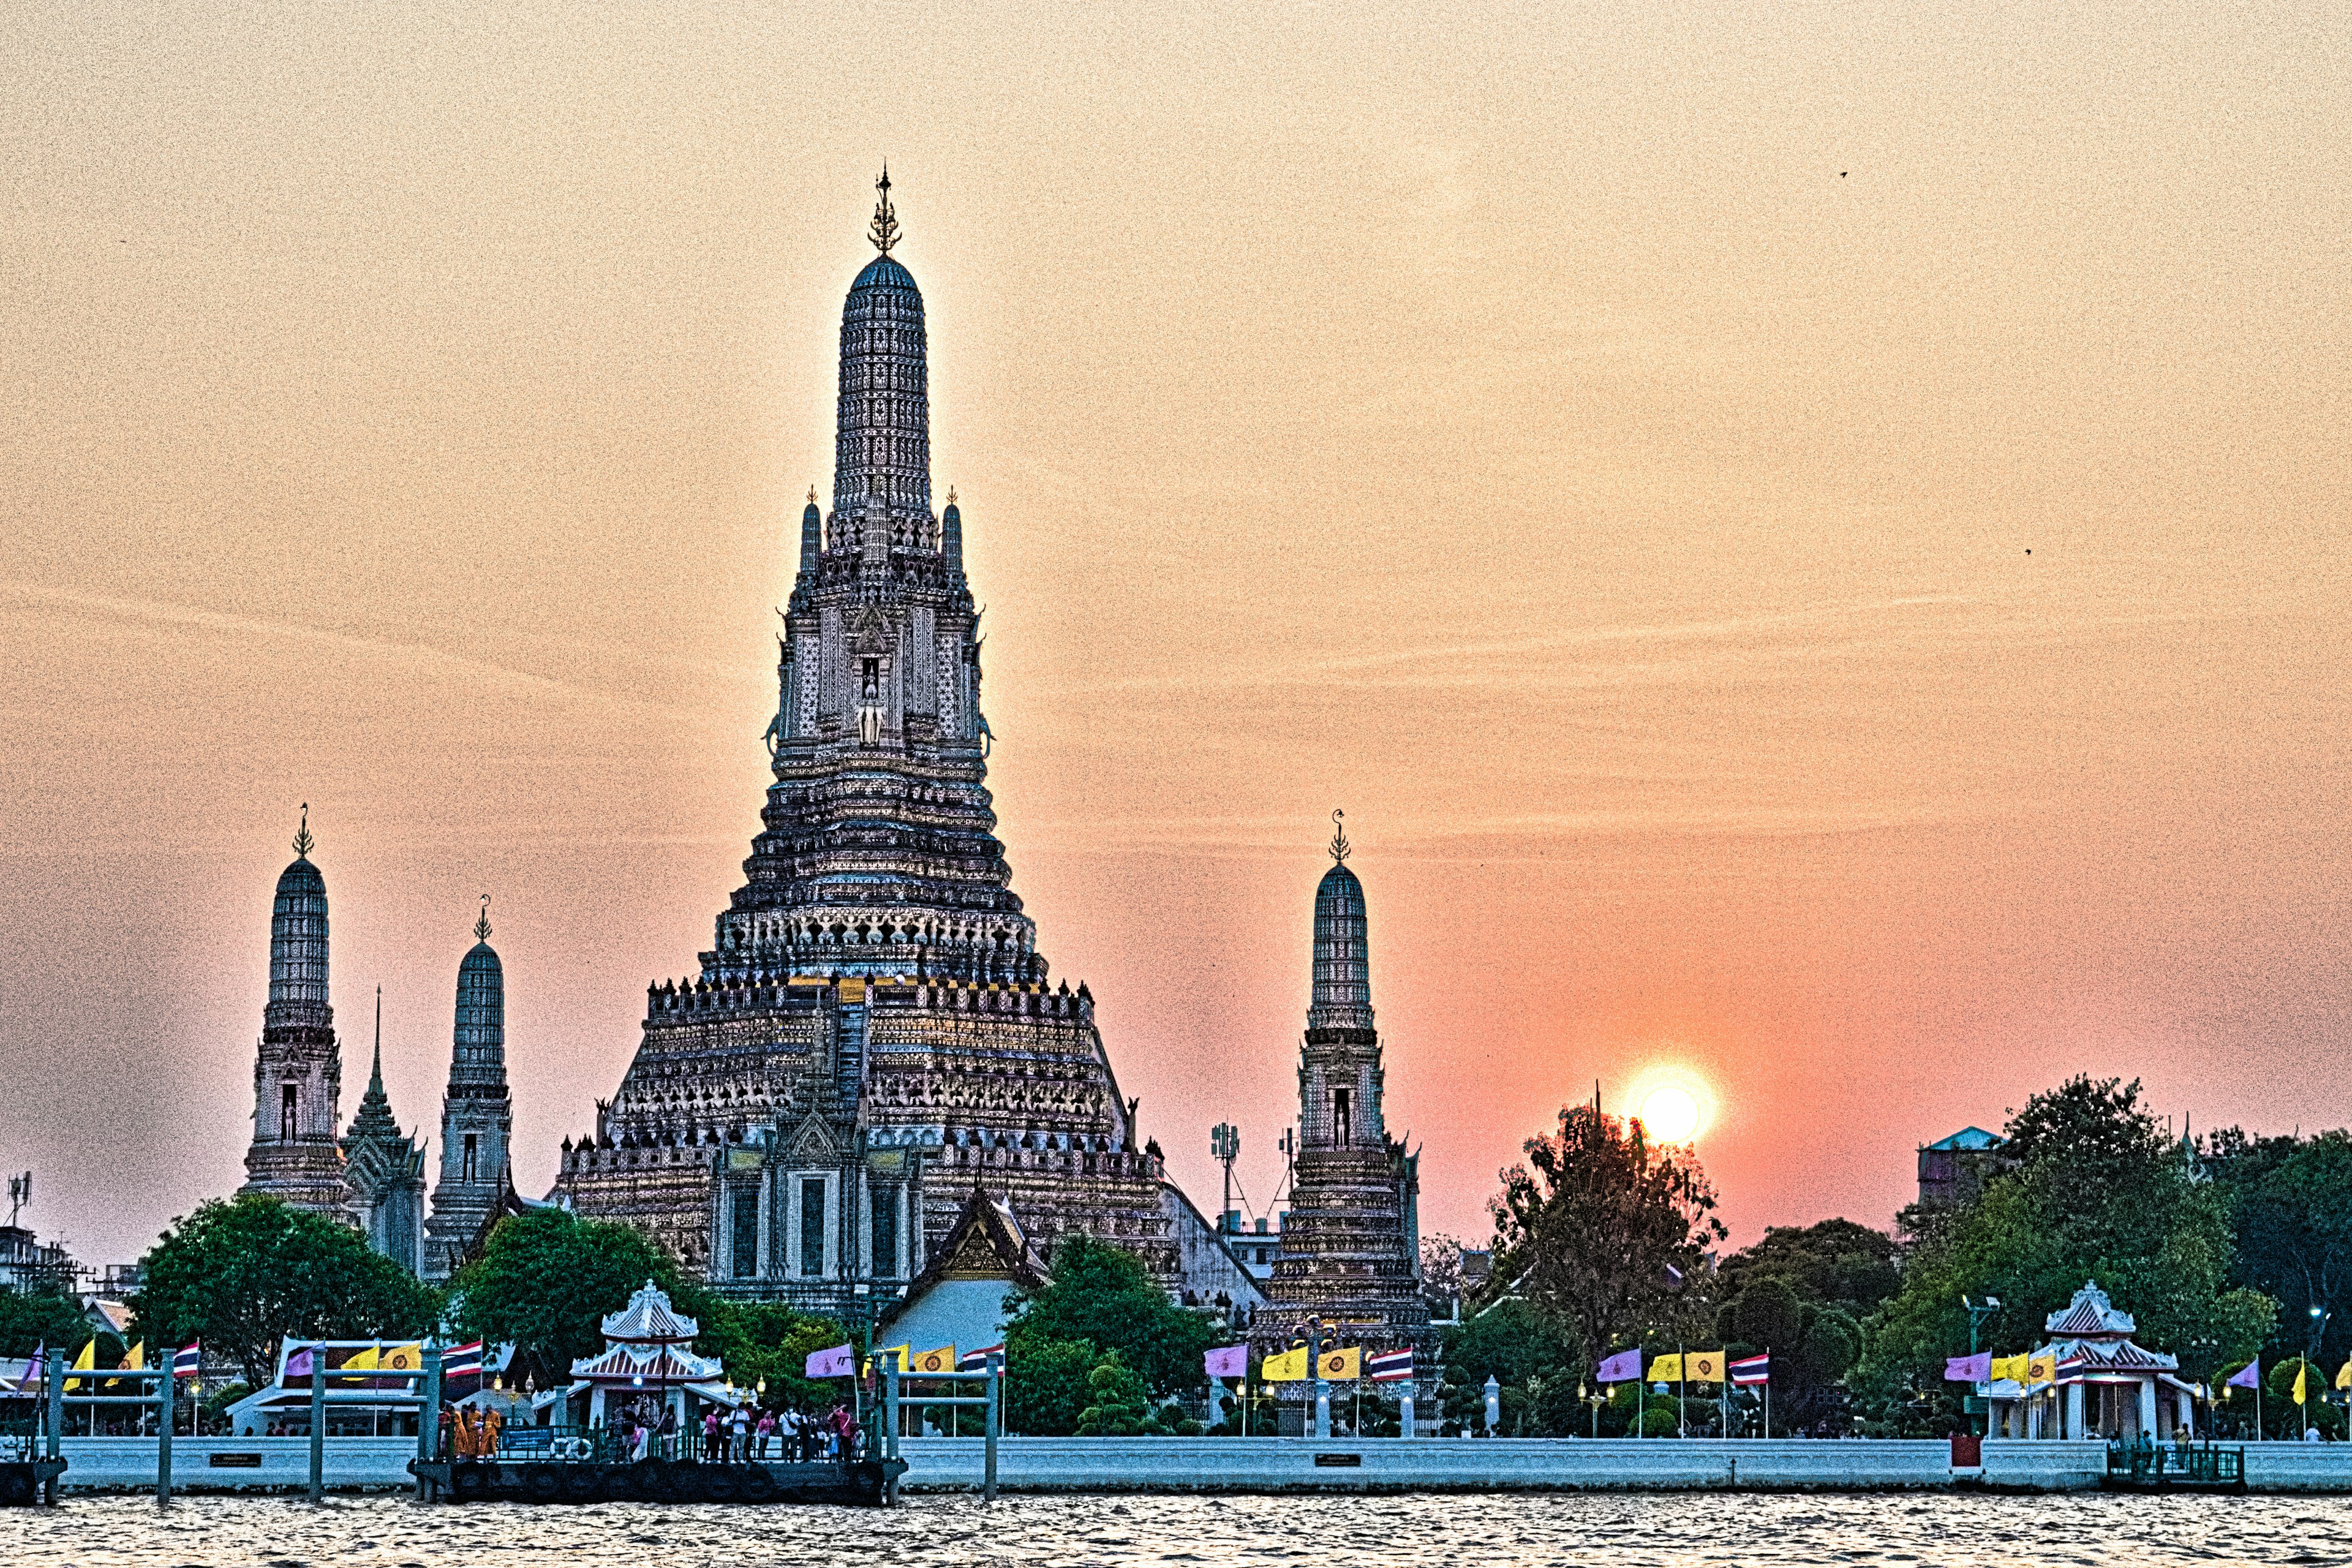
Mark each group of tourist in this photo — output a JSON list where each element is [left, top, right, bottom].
[[606, 1397, 859, 1464]]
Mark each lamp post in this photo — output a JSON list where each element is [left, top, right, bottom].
[[1962, 1295, 2000, 1436]]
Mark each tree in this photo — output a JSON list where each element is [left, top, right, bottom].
[[2210, 1128, 2352, 1370], [450, 1206, 712, 1371], [1486, 1101, 1728, 1371], [1074, 1352, 1153, 1436], [695, 1300, 850, 1412], [1717, 1219, 1899, 1319], [1439, 1298, 1583, 1436], [0, 1288, 91, 1359], [1713, 1219, 1896, 1431], [1004, 1235, 1218, 1399], [1853, 1077, 2276, 1433], [1006, 1335, 1097, 1436], [130, 1195, 443, 1390], [1420, 1234, 1466, 1321]]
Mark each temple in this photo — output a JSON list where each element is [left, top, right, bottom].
[[552, 173, 1257, 1316], [423, 899, 521, 1279], [342, 987, 428, 1273], [235, 813, 523, 1278], [1254, 815, 1436, 1416], [238, 810, 352, 1213]]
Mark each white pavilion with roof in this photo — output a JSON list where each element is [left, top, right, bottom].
[[1990, 1280, 2199, 1441], [567, 1280, 744, 1428]]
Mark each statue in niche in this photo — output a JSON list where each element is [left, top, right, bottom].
[[858, 656, 884, 747]]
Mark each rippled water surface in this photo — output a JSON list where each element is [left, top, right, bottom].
[[7, 1493, 2352, 1567]]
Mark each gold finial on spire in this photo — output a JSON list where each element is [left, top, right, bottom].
[[293, 803, 314, 860], [807, 486, 818, 507], [475, 893, 492, 944], [868, 164, 900, 255], [1329, 809, 1351, 864], [947, 486, 957, 507]]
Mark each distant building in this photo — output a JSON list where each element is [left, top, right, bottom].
[[1218, 1211, 1281, 1281], [0, 1224, 77, 1294], [1917, 1126, 2007, 1208]]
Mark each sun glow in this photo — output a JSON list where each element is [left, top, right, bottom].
[[1627, 1067, 1715, 1144]]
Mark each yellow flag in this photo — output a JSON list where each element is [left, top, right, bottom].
[[910, 1345, 958, 1375], [1649, 1353, 1683, 1383], [2029, 1354, 2057, 1387], [1989, 1354, 2029, 1384], [1319, 1348, 1362, 1381], [380, 1343, 423, 1374], [1687, 1350, 1724, 1384], [1261, 1347, 1310, 1383], [2294, 1362, 2308, 1406], [342, 1344, 382, 1373], [104, 1341, 144, 1392], [66, 1340, 95, 1391], [2336, 1359, 2351, 1392]]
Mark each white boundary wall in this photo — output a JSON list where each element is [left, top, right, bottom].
[[898, 1438, 2119, 1493], [48, 1434, 2352, 1494]]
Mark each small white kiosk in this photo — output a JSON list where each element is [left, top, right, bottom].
[[1991, 1281, 2199, 1441]]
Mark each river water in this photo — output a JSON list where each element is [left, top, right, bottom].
[[6, 1493, 2350, 1567]]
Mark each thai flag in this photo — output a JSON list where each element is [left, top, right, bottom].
[[1730, 1353, 1770, 1387], [957, 1344, 1004, 1370], [1367, 1349, 1414, 1382], [173, 1343, 202, 1378], [442, 1341, 484, 1381]]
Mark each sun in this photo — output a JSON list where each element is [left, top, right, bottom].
[[1638, 1084, 1702, 1143], [1624, 1061, 1715, 1143]]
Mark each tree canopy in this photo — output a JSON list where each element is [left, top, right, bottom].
[[696, 1299, 851, 1412], [1004, 1234, 1218, 1402], [1711, 1218, 1894, 1431], [0, 1287, 93, 1360], [2208, 1128, 2352, 1371], [1486, 1101, 1728, 1370], [130, 1194, 443, 1389], [450, 1205, 713, 1373]]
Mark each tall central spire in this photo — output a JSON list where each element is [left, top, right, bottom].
[[869, 164, 900, 255], [832, 170, 932, 530]]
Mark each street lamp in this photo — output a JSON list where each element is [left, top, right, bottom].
[[1962, 1296, 2002, 1436]]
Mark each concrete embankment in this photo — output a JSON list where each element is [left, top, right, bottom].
[[895, 1437, 2114, 1494], [45, 1435, 2352, 1495]]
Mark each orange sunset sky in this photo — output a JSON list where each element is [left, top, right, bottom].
[[3, 2, 2346, 1268]]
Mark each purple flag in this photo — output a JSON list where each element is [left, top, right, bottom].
[[1597, 1348, 1643, 1384], [284, 1345, 316, 1381], [805, 1343, 856, 1379], [1945, 1352, 1992, 1382], [1205, 1344, 1247, 1379], [2228, 1359, 2260, 1390]]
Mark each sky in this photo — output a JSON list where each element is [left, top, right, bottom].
[[2, 1, 2346, 1269]]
